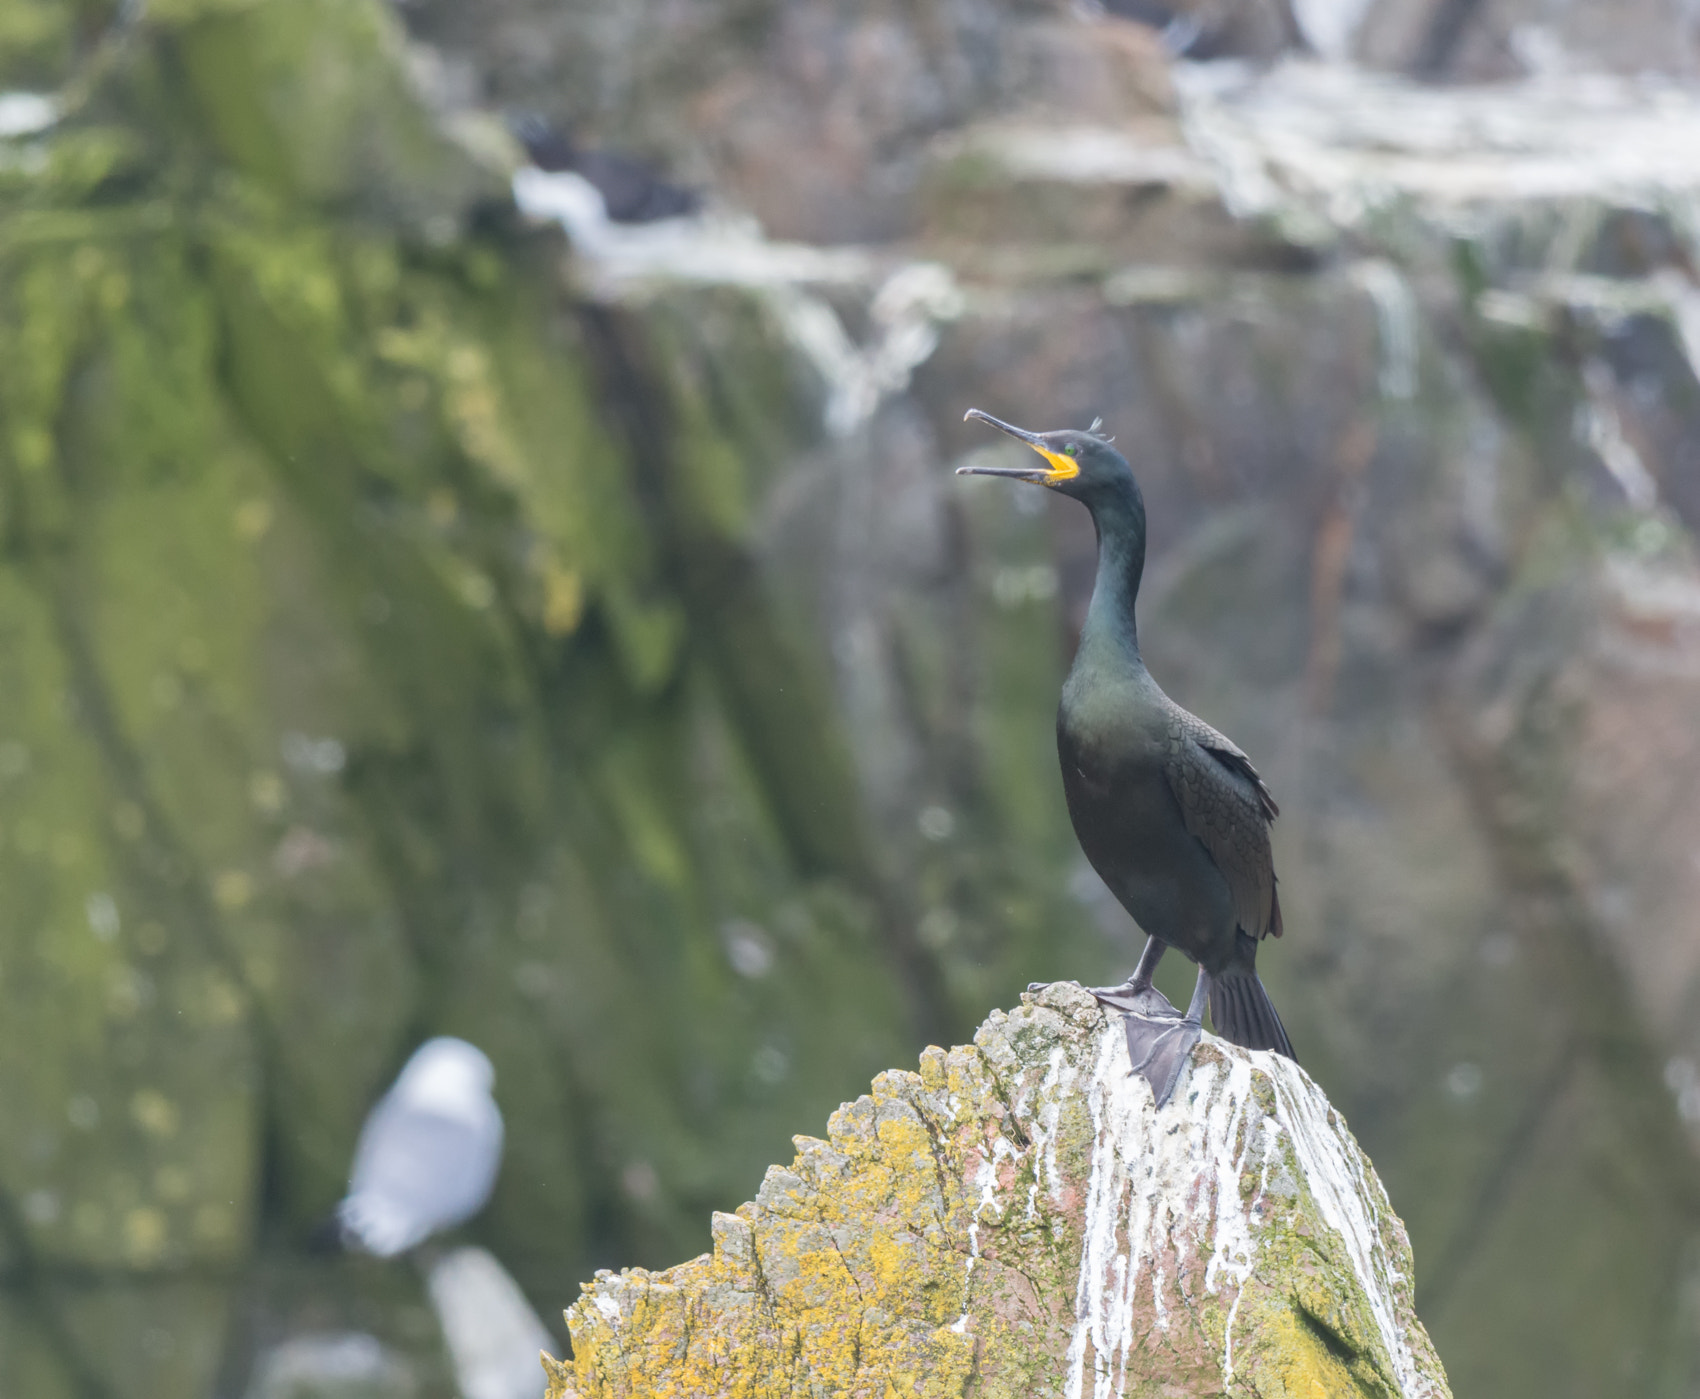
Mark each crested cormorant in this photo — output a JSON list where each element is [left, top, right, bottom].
[[960, 408, 1294, 1106]]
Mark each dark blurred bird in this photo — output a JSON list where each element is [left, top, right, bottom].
[[509, 113, 699, 224], [1098, 0, 1311, 59], [1099, 0, 1207, 55], [959, 409, 1294, 1106]]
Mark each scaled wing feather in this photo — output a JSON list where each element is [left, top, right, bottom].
[[1160, 707, 1281, 940]]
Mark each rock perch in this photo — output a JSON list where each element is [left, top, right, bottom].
[[544, 983, 1451, 1398]]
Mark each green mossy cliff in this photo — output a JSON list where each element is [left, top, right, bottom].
[[0, 2, 1106, 1393]]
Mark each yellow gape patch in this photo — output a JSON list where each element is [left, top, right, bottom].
[[1029, 443, 1080, 485]]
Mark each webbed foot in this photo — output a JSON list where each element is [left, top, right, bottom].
[[1121, 1011, 1202, 1108], [1085, 981, 1176, 1017], [1022, 980, 1175, 1014], [1024, 978, 1200, 1105]]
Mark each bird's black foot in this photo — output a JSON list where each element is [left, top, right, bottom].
[[1021, 979, 1174, 1015], [1121, 1010, 1202, 1109], [1022, 977, 1200, 1104], [1085, 980, 1176, 1018]]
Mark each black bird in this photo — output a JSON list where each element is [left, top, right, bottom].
[[959, 408, 1294, 1105], [509, 113, 700, 224]]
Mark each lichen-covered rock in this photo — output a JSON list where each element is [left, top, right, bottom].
[[553, 983, 1450, 1399]]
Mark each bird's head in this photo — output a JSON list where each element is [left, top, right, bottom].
[[957, 408, 1132, 503], [397, 1037, 496, 1115]]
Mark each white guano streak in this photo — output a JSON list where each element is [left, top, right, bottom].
[[1022, 1045, 1071, 1205], [952, 1135, 1015, 1333], [510, 169, 961, 437], [1061, 1021, 1426, 1399], [1266, 1069, 1428, 1398]]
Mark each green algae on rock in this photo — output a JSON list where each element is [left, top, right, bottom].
[[553, 982, 1451, 1399], [0, 0, 955, 1386]]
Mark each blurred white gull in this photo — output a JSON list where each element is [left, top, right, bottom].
[[337, 1037, 503, 1257]]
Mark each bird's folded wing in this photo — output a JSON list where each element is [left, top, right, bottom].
[[1162, 710, 1281, 939], [344, 1099, 504, 1252]]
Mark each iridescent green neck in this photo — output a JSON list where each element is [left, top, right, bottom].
[[1078, 478, 1147, 664]]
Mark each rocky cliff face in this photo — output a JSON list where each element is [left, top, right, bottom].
[[4, 1, 1700, 1396], [484, 21, 1700, 1396]]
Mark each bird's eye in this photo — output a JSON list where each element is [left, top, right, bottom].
[[1065, 445, 1077, 457]]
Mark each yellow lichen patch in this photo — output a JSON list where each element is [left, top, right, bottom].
[[232, 497, 273, 541], [540, 559, 585, 637], [122, 1206, 170, 1265], [541, 1349, 577, 1399], [566, 1038, 1014, 1395], [130, 1088, 181, 1138], [212, 869, 254, 911], [1239, 1306, 1378, 1399]]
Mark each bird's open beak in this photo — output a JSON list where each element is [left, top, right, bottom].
[[956, 409, 1080, 485]]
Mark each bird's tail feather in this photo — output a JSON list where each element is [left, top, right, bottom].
[[337, 1194, 425, 1258], [1208, 969, 1295, 1061]]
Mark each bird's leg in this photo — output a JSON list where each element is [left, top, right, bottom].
[[1084, 936, 1176, 1016], [1121, 964, 1207, 1109], [1027, 936, 1176, 1009]]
